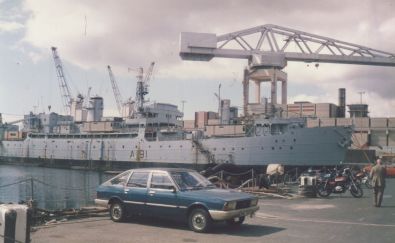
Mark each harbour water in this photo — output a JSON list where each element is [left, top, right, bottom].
[[0, 164, 113, 210]]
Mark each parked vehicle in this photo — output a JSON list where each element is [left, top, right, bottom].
[[95, 168, 259, 233], [354, 169, 372, 189], [316, 167, 363, 198]]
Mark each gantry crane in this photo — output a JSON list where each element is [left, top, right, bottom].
[[180, 24, 395, 115], [107, 65, 124, 116], [51, 47, 73, 115]]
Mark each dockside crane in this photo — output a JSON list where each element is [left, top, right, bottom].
[[107, 65, 124, 116], [51, 47, 73, 115], [179, 24, 395, 115], [134, 62, 155, 112]]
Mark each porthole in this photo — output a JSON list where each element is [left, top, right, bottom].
[[232, 147, 235, 151], [261, 147, 264, 150], [272, 147, 275, 150], [241, 148, 245, 150], [160, 145, 163, 148], [290, 146, 293, 150], [275, 140, 278, 143], [168, 145, 171, 148], [122, 145, 125, 149], [213, 148, 217, 151], [293, 138, 296, 142], [222, 148, 225, 151], [279, 147, 282, 150]]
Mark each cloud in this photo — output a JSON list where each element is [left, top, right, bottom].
[[10, 0, 395, 118], [0, 20, 24, 32], [344, 67, 395, 99]]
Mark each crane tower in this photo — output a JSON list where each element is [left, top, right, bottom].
[[135, 62, 155, 112]]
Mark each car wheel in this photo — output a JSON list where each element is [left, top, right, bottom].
[[110, 201, 125, 222], [188, 208, 212, 233], [226, 216, 245, 226]]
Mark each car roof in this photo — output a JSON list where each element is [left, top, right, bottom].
[[125, 167, 196, 173]]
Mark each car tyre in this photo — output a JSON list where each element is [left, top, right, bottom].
[[188, 208, 212, 233], [110, 201, 125, 222], [226, 216, 245, 226]]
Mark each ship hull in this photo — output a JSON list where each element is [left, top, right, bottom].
[[0, 126, 352, 170]]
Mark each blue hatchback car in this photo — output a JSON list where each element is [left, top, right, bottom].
[[95, 168, 259, 232]]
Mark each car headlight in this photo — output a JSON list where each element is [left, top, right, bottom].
[[250, 198, 258, 206], [223, 201, 237, 211]]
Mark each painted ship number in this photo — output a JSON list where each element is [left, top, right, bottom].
[[130, 150, 148, 159]]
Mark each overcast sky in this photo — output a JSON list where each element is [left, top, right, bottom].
[[0, 0, 394, 122]]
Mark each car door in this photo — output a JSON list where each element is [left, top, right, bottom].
[[124, 171, 150, 216], [146, 172, 179, 219]]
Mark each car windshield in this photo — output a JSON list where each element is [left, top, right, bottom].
[[170, 171, 215, 190]]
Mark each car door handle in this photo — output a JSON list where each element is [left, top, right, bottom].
[[124, 189, 129, 193], [148, 190, 156, 196]]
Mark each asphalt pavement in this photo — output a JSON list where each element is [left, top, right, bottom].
[[32, 179, 395, 243]]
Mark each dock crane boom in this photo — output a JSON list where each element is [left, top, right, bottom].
[[107, 65, 124, 116], [180, 24, 395, 115], [180, 24, 395, 68], [51, 47, 73, 115]]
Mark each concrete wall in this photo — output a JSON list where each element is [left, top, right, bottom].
[[370, 118, 388, 128], [305, 117, 395, 149]]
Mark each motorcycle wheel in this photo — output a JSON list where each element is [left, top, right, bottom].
[[364, 179, 372, 189], [350, 184, 363, 198], [316, 183, 331, 197]]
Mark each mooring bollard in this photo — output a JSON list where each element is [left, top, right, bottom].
[[298, 175, 317, 197], [0, 204, 32, 243]]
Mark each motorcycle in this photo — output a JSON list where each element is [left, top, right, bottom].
[[354, 169, 372, 189], [316, 167, 363, 198]]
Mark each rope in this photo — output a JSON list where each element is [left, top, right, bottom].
[[0, 178, 30, 188]]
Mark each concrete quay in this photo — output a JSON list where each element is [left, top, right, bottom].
[[32, 179, 395, 243]]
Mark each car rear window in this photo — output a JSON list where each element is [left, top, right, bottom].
[[110, 171, 131, 185], [127, 172, 150, 188], [150, 173, 174, 190]]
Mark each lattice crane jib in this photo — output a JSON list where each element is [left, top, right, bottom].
[[107, 65, 124, 116], [51, 47, 73, 115], [180, 24, 395, 69]]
